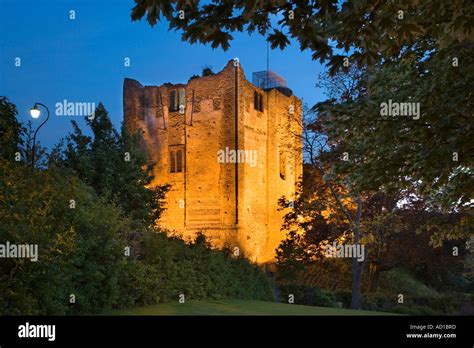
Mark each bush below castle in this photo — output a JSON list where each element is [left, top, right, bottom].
[[0, 162, 273, 315]]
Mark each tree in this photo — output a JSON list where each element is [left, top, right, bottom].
[[130, 0, 473, 73], [317, 47, 474, 212], [0, 97, 24, 162], [301, 66, 369, 308], [276, 164, 354, 287], [361, 193, 406, 292], [0, 153, 133, 314], [59, 103, 169, 226], [276, 104, 364, 307]]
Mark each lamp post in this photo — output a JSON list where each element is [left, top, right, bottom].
[[29, 102, 50, 169]]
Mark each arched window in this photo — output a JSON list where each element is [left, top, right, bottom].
[[169, 146, 184, 173]]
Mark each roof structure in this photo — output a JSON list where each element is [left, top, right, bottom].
[[252, 70, 287, 90]]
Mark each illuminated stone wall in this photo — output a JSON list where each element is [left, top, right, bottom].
[[123, 60, 302, 263]]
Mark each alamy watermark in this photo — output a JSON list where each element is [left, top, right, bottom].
[[217, 147, 257, 167], [0, 241, 38, 262], [325, 242, 365, 262], [18, 322, 55, 341], [380, 99, 420, 120], [55, 99, 96, 120]]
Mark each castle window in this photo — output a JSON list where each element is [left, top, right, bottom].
[[176, 149, 183, 172], [178, 88, 186, 112], [169, 90, 178, 112], [169, 88, 186, 113], [169, 147, 183, 173], [254, 91, 263, 112], [169, 150, 176, 173]]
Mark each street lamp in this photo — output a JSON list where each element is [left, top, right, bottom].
[[29, 102, 50, 169]]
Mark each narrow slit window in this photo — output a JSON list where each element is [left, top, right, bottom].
[[170, 150, 176, 173], [176, 149, 183, 173], [178, 88, 186, 113], [279, 149, 286, 180], [254, 91, 263, 112], [169, 90, 178, 112]]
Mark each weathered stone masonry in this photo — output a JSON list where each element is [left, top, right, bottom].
[[123, 60, 302, 263]]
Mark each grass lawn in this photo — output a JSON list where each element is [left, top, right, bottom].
[[104, 300, 398, 316]]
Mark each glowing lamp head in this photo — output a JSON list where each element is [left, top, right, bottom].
[[30, 105, 41, 119]]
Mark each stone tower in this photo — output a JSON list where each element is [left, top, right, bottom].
[[123, 60, 302, 264]]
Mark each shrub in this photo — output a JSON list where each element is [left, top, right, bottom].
[[360, 293, 460, 314], [379, 268, 439, 298], [117, 231, 275, 305], [0, 164, 129, 315], [334, 289, 352, 308], [360, 293, 395, 312], [277, 284, 337, 307], [390, 305, 438, 315]]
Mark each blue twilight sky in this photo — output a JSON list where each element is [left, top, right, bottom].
[[0, 0, 326, 149]]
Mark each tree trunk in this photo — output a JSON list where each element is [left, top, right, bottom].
[[317, 168, 366, 309], [350, 196, 364, 309]]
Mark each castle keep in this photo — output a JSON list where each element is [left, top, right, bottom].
[[123, 60, 302, 263]]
